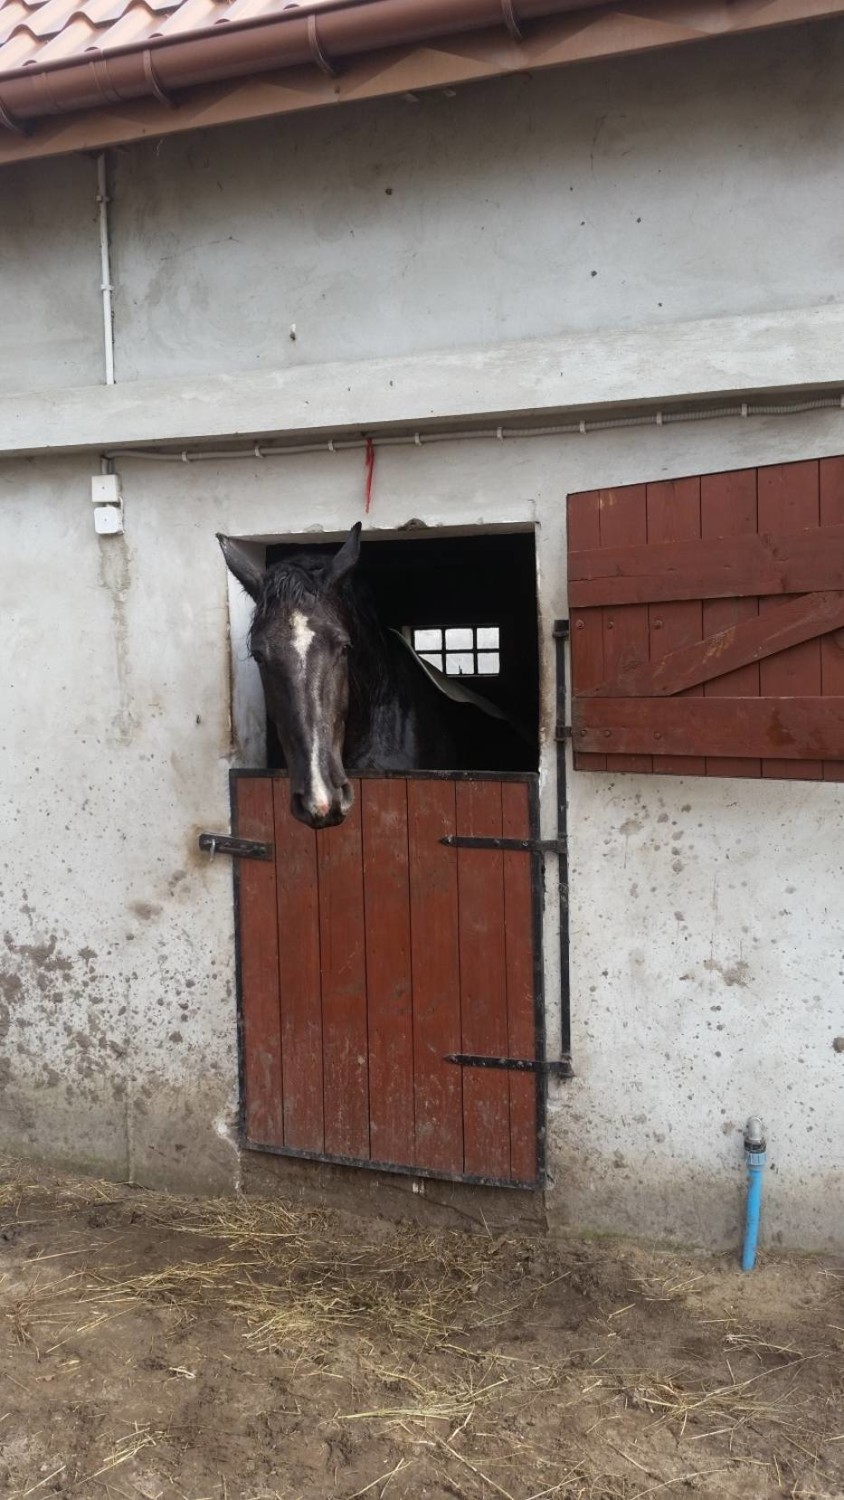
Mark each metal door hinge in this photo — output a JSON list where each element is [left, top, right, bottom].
[[198, 833, 273, 861], [439, 835, 566, 854], [445, 1052, 574, 1080]]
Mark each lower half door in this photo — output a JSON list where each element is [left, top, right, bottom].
[[232, 772, 544, 1187]]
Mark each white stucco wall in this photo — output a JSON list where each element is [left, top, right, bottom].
[[107, 21, 844, 383], [3, 409, 843, 1240], [1, 18, 843, 1246], [0, 156, 103, 394], [0, 453, 237, 1189]]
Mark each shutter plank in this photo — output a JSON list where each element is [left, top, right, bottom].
[[584, 590, 844, 699], [569, 522, 844, 607], [646, 477, 706, 774], [701, 469, 761, 777], [573, 697, 844, 759], [757, 461, 821, 780], [820, 458, 844, 781], [600, 485, 651, 773]]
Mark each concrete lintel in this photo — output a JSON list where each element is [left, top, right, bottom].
[[2, 303, 843, 458]]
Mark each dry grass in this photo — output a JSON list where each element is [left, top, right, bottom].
[[2, 1158, 844, 1500], [1, 1162, 523, 1363], [77, 1204, 520, 1359]]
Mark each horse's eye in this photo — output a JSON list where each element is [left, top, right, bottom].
[[251, 649, 266, 668]]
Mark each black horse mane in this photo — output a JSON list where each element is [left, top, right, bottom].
[[249, 554, 329, 637], [249, 552, 393, 703]]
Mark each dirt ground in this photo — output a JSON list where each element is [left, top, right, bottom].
[[1, 1159, 843, 1500]]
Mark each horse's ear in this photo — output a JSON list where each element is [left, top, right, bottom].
[[326, 523, 362, 587], [217, 534, 264, 601]]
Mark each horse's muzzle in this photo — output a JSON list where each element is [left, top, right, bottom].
[[291, 782, 354, 830]]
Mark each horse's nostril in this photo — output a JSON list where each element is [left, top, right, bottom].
[[290, 786, 351, 830]]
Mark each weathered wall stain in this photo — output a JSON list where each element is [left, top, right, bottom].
[[98, 535, 136, 745], [128, 901, 162, 921], [704, 957, 751, 989]]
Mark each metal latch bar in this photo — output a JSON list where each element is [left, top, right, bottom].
[[445, 1052, 574, 1079], [439, 835, 566, 854], [198, 833, 273, 861]]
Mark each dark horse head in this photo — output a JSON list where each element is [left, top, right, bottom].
[[219, 525, 363, 830]]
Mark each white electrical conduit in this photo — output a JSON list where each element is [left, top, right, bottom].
[[104, 391, 844, 466], [97, 154, 115, 387]]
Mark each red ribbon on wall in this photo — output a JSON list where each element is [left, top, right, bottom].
[[364, 437, 376, 514]]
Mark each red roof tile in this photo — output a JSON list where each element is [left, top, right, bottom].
[[0, 0, 331, 74]]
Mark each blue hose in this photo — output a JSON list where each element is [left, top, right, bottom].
[[741, 1118, 766, 1272]]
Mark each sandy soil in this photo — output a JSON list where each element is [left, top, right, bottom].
[[1, 1158, 842, 1500]]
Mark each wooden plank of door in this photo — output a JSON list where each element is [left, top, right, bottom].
[[361, 778, 414, 1167], [573, 697, 844, 760], [407, 778, 464, 1176], [600, 485, 651, 772], [645, 477, 706, 774], [501, 781, 538, 1184], [820, 458, 844, 781], [317, 785, 370, 1160], [569, 522, 844, 607], [701, 469, 760, 777], [583, 590, 844, 699], [567, 490, 607, 771], [757, 461, 822, 780], [235, 777, 283, 1148], [273, 779, 323, 1152], [457, 779, 511, 1181]]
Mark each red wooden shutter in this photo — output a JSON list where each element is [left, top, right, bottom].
[[567, 458, 844, 780]]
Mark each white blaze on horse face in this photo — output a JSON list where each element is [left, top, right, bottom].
[[309, 743, 331, 817], [290, 610, 315, 669], [290, 609, 331, 817]]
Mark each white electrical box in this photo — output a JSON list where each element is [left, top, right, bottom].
[[91, 473, 124, 535]]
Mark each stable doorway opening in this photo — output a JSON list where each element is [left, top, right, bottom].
[[262, 529, 540, 773]]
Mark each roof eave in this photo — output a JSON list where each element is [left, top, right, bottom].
[[0, 0, 840, 164], [0, 0, 609, 130]]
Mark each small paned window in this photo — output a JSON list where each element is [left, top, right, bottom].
[[413, 626, 500, 677]]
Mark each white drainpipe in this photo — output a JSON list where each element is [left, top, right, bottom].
[[96, 153, 115, 386]]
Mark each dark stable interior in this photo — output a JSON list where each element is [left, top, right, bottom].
[[264, 531, 540, 772]]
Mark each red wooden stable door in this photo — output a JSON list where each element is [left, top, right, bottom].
[[233, 773, 543, 1188]]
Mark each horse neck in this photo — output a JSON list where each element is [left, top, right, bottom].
[[345, 611, 418, 759]]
